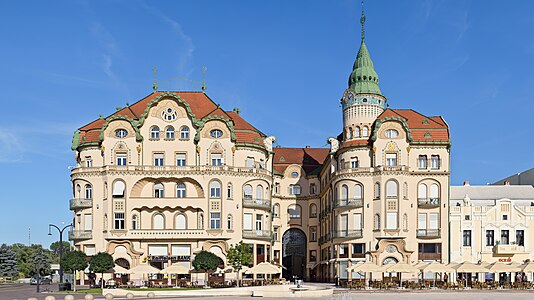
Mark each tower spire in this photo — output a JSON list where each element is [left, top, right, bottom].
[[360, 0, 366, 42]]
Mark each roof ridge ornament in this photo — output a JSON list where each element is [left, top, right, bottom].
[[360, 0, 366, 42]]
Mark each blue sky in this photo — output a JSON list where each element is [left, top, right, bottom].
[[0, 0, 533, 246]]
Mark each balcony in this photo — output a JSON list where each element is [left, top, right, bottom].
[[319, 233, 331, 245], [242, 230, 271, 240], [334, 199, 364, 209], [69, 198, 92, 210], [68, 230, 92, 241], [333, 229, 363, 239], [122, 229, 221, 240], [242, 198, 271, 210], [493, 244, 526, 255], [418, 198, 440, 208], [71, 165, 271, 178], [418, 252, 442, 261], [416, 229, 441, 238]]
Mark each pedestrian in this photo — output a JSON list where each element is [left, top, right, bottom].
[[443, 273, 448, 283], [516, 272, 521, 282]]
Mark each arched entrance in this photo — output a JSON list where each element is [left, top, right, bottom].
[[382, 256, 399, 282], [282, 228, 307, 280]]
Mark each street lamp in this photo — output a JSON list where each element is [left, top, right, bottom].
[[48, 223, 72, 283]]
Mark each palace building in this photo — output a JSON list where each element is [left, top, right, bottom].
[[69, 9, 451, 283]]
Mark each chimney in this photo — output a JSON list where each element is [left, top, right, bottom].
[[504, 181, 510, 186], [463, 181, 470, 186], [305, 145, 310, 148]]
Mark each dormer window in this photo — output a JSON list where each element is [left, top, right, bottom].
[[385, 129, 398, 139], [115, 129, 128, 138], [161, 108, 177, 121], [210, 129, 223, 138]]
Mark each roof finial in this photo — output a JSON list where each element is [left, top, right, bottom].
[[152, 66, 158, 91], [360, 0, 366, 42]]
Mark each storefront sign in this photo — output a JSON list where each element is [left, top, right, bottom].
[[498, 258, 512, 262], [148, 255, 191, 262]]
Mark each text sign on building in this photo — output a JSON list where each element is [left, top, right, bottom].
[[148, 255, 191, 262]]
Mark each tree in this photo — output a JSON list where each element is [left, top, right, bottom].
[[30, 247, 51, 293], [62, 251, 88, 291], [227, 242, 252, 287], [192, 251, 220, 286], [89, 252, 113, 292], [0, 244, 18, 277], [49, 241, 73, 264]]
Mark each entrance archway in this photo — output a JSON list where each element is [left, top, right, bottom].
[[383, 256, 399, 282], [282, 228, 307, 280]]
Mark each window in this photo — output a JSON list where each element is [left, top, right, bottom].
[[211, 153, 223, 166], [385, 129, 398, 138], [112, 181, 125, 198], [176, 153, 186, 166], [354, 213, 362, 230], [180, 126, 190, 139], [227, 215, 233, 230], [403, 213, 408, 230], [175, 214, 186, 229], [273, 204, 280, 218], [115, 129, 128, 138], [209, 212, 221, 229], [309, 227, 317, 242], [243, 213, 253, 230], [502, 214, 508, 221], [289, 184, 301, 195], [310, 250, 317, 262], [210, 129, 223, 138], [273, 227, 279, 241], [165, 126, 175, 140], [246, 157, 254, 168], [288, 205, 301, 219], [209, 181, 221, 198], [85, 157, 93, 167], [255, 214, 263, 230], [418, 213, 427, 229], [131, 215, 138, 230], [431, 155, 440, 169], [161, 107, 177, 121], [501, 230, 509, 245], [486, 230, 494, 246], [385, 153, 397, 166], [386, 212, 397, 230], [429, 184, 439, 203], [291, 171, 299, 178], [341, 185, 349, 203], [355, 127, 361, 138], [374, 214, 381, 230], [464, 215, 470, 221], [274, 183, 280, 194], [150, 126, 160, 139], [351, 158, 359, 168], [116, 153, 127, 166], [348, 128, 353, 139], [243, 184, 253, 200], [176, 182, 186, 198], [153, 214, 165, 229], [516, 230, 524, 246], [354, 184, 362, 200], [154, 153, 164, 166], [429, 213, 438, 229], [362, 126, 369, 137], [418, 184, 427, 200], [418, 155, 427, 169], [374, 182, 380, 198], [154, 183, 164, 198], [463, 230, 472, 246], [256, 185, 263, 200], [352, 244, 365, 257], [85, 184, 92, 199], [310, 204, 317, 218], [386, 180, 398, 198], [227, 183, 233, 199], [310, 183, 316, 195], [114, 213, 125, 230]]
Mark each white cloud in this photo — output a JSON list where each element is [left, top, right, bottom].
[[0, 131, 23, 163]]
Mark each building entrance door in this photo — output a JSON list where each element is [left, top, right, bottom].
[[282, 228, 307, 280]]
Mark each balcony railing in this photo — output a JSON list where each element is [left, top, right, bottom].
[[418, 198, 440, 208], [319, 233, 332, 245], [242, 230, 271, 240], [334, 199, 364, 209], [418, 252, 442, 261], [68, 230, 92, 240], [416, 229, 441, 238], [333, 229, 363, 239], [69, 198, 93, 210], [493, 244, 526, 255], [72, 165, 271, 177], [242, 198, 271, 210]]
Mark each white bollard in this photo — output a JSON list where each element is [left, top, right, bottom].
[[105, 293, 114, 299], [64, 295, 74, 300], [147, 292, 155, 298], [84, 295, 94, 300], [28, 298, 38, 300], [44, 296, 56, 300], [126, 293, 134, 299]]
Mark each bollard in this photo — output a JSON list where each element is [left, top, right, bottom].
[[105, 293, 114, 300], [84, 295, 94, 300], [45, 296, 56, 300], [126, 293, 134, 299], [28, 298, 38, 300], [147, 292, 155, 298], [64, 295, 74, 300]]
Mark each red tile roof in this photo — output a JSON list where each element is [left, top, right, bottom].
[[376, 109, 450, 143], [273, 147, 329, 175], [75, 92, 266, 148]]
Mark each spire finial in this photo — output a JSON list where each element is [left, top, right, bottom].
[[360, 0, 366, 41], [152, 66, 158, 91]]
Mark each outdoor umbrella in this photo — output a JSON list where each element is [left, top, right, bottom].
[[486, 262, 522, 273], [420, 261, 455, 287], [244, 262, 281, 275], [385, 262, 419, 288], [452, 261, 488, 273], [520, 261, 534, 272], [111, 265, 133, 274], [129, 263, 161, 284], [160, 264, 190, 275], [347, 261, 385, 287]]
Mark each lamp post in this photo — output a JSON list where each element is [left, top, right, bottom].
[[48, 223, 72, 283]]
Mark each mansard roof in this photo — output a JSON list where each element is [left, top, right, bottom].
[[273, 147, 329, 176], [74, 91, 266, 149]]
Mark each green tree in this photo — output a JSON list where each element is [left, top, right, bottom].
[[0, 244, 18, 278], [62, 251, 88, 291], [89, 252, 113, 292], [227, 242, 252, 287], [12, 243, 33, 278], [30, 247, 51, 293], [192, 251, 220, 285], [49, 241, 73, 264]]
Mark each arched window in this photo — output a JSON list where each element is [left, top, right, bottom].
[[418, 155, 428, 169], [165, 126, 175, 140], [348, 127, 353, 139], [418, 184, 427, 200], [273, 203, 280, 218], [227, 214, 233, 230], [386, 181, 398, 198], [256, 185, 263, 200], [227, 183, 233, 199], [175, 214, 187, 229], [76, 184, 81, 198], [430, 184, 439, 203], [354, 184, 362, 200], [153, 214, 165, 229], [374, 182, 380, 198], [150, 126, 160, 139], [85, 184, 92, 199], [243, 184, 253, 200], [154, 183, 164, 198], [341, 184, 349, 204], [176, 182, 186, 198], [288, 205, 301, 219], [351, 157, 359, 168], [309, 204, 317, 218], [374, 214, 381, 230], [131, 215, 138, 230], [180, 126, 190, 140], [209, 181, 221, 198], [403, 213, 408, 230], [355, 127, 361, 138], [112, 180, 126, 198], [403, 182, 408, 198], [362, 126, 369, 137]]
